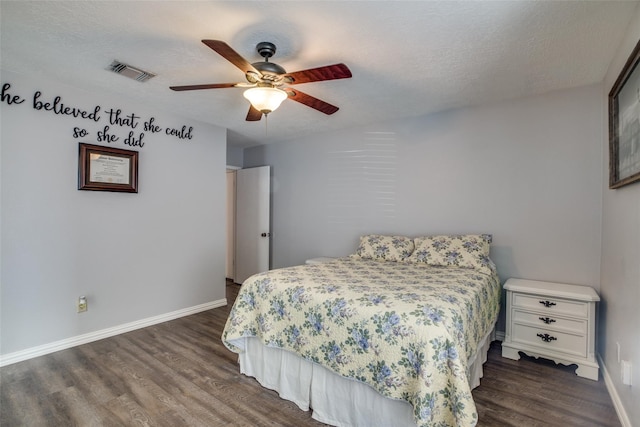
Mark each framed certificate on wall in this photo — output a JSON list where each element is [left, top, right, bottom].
[[78, 143, 138, 193]]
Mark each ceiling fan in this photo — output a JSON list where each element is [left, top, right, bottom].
[[170, 40, 352, 121]]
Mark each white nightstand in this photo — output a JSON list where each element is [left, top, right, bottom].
[[501, 278, 600, 380]]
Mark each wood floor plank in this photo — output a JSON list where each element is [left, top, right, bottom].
[[93, 335, 213, 427], [0, 376, 52, 426], [52, 386, 124, 427], [0, 282, 621, 426], [103, 393, 162, 427]]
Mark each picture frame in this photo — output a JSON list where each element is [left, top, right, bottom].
[[609, 38, 640, 189], [78, 143, 138, 193]]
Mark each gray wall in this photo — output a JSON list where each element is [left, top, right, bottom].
[[246, 42, 640, 418], [600, 6, 640, 424], [245, 84, 603, 291], [1, 70, 227, 356], [245, 83, 603, 340], [227, 143, 243, 168]]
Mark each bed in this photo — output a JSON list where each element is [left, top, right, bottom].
[[222, 234, 501, 427]]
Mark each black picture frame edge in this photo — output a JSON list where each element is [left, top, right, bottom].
[[608, 38, 640, 189]]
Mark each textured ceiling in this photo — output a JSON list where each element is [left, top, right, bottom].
[[1, 1, 638, 147]]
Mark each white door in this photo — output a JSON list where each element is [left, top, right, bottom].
[[235, 166, 271, 283]]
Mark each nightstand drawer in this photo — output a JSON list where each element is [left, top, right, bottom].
[[513, 293, 588, 317], [512, 323, 587, 358], [512, 310, 587, 335]]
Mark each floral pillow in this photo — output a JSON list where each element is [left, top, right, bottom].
[[353, 234, 415, 262], [408, 234, 493, 273]]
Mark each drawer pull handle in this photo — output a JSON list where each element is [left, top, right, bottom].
[[539, 317, 556, 324], [537, 333, 557, 343], [539, 300, 557, 308]]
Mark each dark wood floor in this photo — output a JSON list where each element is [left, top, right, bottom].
[[1, 282, 620, 427]]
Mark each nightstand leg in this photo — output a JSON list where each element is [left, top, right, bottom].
[[576, 364, 599, 381], [501, 344, 521, 360]]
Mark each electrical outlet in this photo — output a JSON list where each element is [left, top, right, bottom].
[[77, 296, 87, 313]]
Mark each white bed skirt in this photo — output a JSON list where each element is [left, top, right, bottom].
[[233, 327, 495, 427]]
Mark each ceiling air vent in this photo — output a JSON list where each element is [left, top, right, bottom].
[[108, 60, 156, 82]]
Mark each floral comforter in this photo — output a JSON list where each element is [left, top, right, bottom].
[[222, 258, 501, 427]]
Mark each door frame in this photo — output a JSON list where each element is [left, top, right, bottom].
[[226, 166, 240, 281]]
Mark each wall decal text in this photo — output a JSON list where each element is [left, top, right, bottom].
[[1, 82, 195, 147]]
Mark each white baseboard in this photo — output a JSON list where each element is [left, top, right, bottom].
[[598, 354, 632, 427], [0, 298, 227, 367]]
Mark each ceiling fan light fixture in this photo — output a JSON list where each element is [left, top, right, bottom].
[[170, 40, 352, 121], [243, 86, 288, 114]]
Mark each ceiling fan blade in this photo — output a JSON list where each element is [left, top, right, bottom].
[[202, 40, 260, 75], [246, 105, 263, 121], [170, 83, 238, 91], [284, 89, 339, 115], [284, 63, 352, 85]]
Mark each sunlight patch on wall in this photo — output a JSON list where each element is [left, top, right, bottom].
[[326, 132, 397, 234]]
